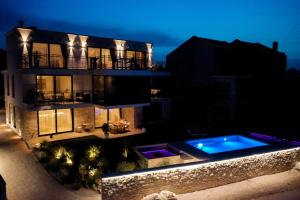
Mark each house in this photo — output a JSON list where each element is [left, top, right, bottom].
[[2, 24, 171, 143], [0, 49, 6, 107], [166, 36, 287, 130]]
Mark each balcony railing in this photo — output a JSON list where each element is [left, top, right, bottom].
[[20, 54, 151, 70], [20, 54, 65, 69], [23, 90, 92, 105]]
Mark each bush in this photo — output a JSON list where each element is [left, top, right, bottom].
[[86, 146, 101, 161], [116, 161, 136, 172], [37, 151, 50, 163], [46, 158, 60, 172]]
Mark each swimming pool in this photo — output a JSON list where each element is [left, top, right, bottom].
[[186, 135, 269, 154]]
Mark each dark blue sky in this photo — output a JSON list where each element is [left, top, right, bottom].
[[0, 0, 300, 68]]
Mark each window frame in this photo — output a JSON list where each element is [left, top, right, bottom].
[[37, 108, 74, 137]]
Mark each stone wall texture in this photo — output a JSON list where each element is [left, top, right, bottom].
[[102, 148, 300, 200], [20, 108, 38, 141]]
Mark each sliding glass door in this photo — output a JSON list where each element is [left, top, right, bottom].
[[38, 109, 73, 135]]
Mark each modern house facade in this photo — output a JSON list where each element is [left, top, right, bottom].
[[2, 25, 171, 142], [167, 36, 287, 130]]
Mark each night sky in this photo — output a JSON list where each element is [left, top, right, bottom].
[[0, 0, 300, 68]]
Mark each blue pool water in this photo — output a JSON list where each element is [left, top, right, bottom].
[[186, 135, 269, 154]]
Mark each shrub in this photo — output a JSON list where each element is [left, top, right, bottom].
[[40, 141, 52, 152], [116, 161, 136, 172], [46, 158, 60, 172], [137, 158, 148, 169], [37, 151, 50, 163], [86, 146, 101, 161]]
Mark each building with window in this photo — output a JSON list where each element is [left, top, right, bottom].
[[2, 25, 171, 142], [167, 36, 287, 130]]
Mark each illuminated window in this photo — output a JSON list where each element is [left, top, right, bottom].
[[32, 43, 48, 67], [101, 48, 112, 69], [38, 110, 56, 135], [50, 44, 64, 68], [88, 47, 100, 69], [95, 107, 108, 127], [56, 109, 72, 132], [37, 76, 72, 101], [32, 43, 64, 68], [55, 76, 72, 100], [37, 76, 54, 101], [38, 109, 73, 135], [109, 108, 120, 123]]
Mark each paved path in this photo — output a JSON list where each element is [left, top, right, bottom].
[[0, 111, 100, 200]]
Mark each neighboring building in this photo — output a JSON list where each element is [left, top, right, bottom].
[[2, 25, 171, 142], [166, 36, 287, 130], [0, 49, 7, 107]]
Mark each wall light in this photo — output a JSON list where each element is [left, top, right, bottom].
[[79, 35, 88, 49], [67, 34, 77, 48], [115, 40, 126, 58]]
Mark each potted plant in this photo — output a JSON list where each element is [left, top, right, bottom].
[[101, 123, 110, 136]]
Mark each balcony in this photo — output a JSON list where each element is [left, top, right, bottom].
[[23, 90, 92, 106], [20, 54, 150, 70]]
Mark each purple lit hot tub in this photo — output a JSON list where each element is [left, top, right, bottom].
[[134, 144, 182, 168]]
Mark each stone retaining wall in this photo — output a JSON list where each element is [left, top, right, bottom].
[[102, 148, 300, 200]]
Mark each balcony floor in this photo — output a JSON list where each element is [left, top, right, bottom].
[[28, 128, 146, 147]]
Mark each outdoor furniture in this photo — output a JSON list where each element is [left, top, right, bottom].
[[109, 119, 130, 134]]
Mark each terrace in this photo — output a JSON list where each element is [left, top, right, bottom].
[[20, 53, 151, 70]]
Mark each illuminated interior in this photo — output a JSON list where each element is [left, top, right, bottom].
[[32, 43, 64, 68], [95, 107, 108, 127], [49, 44, 64, 68], [95, 107, 121, 127], [37, 76, 72, 100], [101, 48, 112, 69], [32, 43, 48, 67], [88, 47, 100, 68], [38, 110, 56, 135], [38, 109, 73, 135]]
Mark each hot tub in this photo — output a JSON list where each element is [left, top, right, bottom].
[[134, 144, 183, 168]]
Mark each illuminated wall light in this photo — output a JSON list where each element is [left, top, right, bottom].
[[17, 28, 32, 56], [79, 35, 88, 49], [17, 28, 32, 43], [146, 43, 153, 68], [114, 40, 126, 58], [67, 34, 77, 48]]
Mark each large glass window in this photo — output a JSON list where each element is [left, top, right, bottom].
[[101, 48, 112, 69], [109, 108, 120, 123], [38, 109, 73, 135], [50, 44, 64, 68], [32, 43, 48, 67], [55, 76, 72, 100], [95, 107, 108, 127], [57, 109, 73, 132], [37, 76, 54, 101], [88, 47, 100, 69], [32, 43, 64, 68], [125, 51, 145, 69], [37, 75, 72, 101], [38, 110, 56, 135], [93, 76, 104, 101], [95, 107, 121, 127]]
